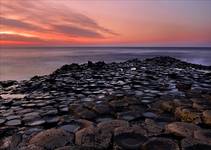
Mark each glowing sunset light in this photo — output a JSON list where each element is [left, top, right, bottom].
[[0, 0, 211, 47]]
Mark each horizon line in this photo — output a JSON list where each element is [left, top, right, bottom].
[[1, 46, 211, 49]]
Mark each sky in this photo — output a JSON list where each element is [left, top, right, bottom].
[[0, 0, 211, 47]]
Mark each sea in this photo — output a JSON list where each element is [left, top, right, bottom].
[[0, 47, 211, 81]]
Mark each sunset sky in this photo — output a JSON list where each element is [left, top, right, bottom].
[[0, 0, 211, 47]]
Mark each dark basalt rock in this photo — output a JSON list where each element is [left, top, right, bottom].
[[0, 133, 22, 150], [5, 119, 22, 126], [141, 119, 163, 136], [60, 119, 93, 133], [0, 118, 6, 125], [181, 138, 211, 150], [117, 111, 142, 121], [44, 116, 60, 124], [168, 73, 181, 79], [53, 63, 81, 74], [114, 126, 147, 136], [60, 124, 80, 133], [6, 115, 20, 120], [1, 56, 211, 149], [26, 119, 46, 126], [97, 120, 129, 134], [9, 133, 22, 150], [55, 146, 82, 150], [76, 108, 97, 120], [2, 100, 13, 106], [29, 128, 73, 149], [114, 133, 147, 150], [143, 137, 179, 150], [202, 110, 211, 125], [144, 56, 211, 70], [69, 104, 97, 120], [165, 122, 200, 137], [92, 103, 112, 115], [143, 112, 158, 119], [113, 125, 147, 149], [184, 144, 211, 150], [0, 80, 17, 88], [176, 81, 192, 92], [87, 61, 106, 70], [0, 136, 13, 150], [192, 98, 211, 110], [75, 126, 112, 149], [160, 100, 177, 113], [19, 144, 45, 150], [194, 130, 211, 144], [175, 106, 201, 124]]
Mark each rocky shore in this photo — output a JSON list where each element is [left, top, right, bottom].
[[0, 56, 211, 150]]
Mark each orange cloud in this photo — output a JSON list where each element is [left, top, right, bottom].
[[1, 0, 211, 46], [0, 0, 118, 46]]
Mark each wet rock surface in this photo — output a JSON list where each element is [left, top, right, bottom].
[[0, 56, 211, 149]]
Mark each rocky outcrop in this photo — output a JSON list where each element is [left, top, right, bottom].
[[0, 57, 211, 149]]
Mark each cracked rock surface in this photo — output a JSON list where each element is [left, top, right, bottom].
[[0, 57, 211, 150]]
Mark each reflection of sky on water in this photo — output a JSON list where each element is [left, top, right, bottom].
[[181, 58, 207, 66], [0, 47, 211, 80]]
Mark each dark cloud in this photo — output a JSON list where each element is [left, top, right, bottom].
[[99, 27, 119, 36], [0, 16, 104, 38], [0, 17, 44, 32], [67, 12, 99, 28], [65, 12, 118, 35], [53, 25, 103, 38], [0, 34, 44, 42]]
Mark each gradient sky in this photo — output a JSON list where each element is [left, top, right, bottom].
[[0, 0, 211, 46]]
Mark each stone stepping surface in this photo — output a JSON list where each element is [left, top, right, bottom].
[[0, 57, 211, 149]]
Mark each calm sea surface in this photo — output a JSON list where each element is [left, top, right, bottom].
[[0, 47, 211, 81]]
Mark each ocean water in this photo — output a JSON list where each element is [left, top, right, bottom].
[[0, 47, 211, 81]]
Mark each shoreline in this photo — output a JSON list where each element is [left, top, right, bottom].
[[0, 56, 211, 149], [1, 48, 211, 81], [1, 56, 211, 82]]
